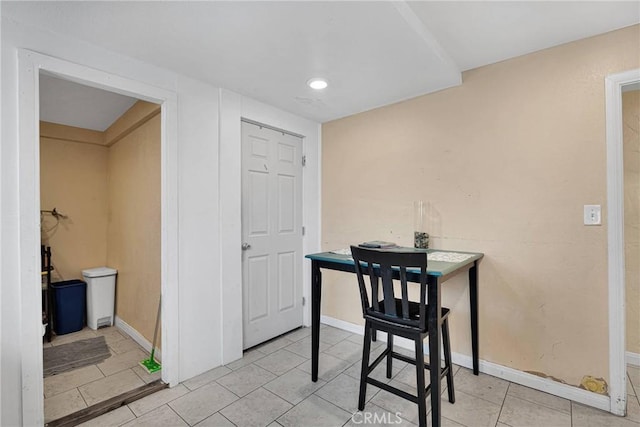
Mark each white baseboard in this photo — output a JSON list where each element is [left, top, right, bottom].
[[320, 315, 610, 412], [473, 357, 609, 412], [627, 351, 640, 367], [114, 315, 162, 362], [321, 315, 364, 335]]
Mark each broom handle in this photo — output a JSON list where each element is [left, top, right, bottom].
[[149, 296, 161, 359]]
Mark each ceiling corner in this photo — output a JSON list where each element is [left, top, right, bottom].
[[393, 0, 461, 78]]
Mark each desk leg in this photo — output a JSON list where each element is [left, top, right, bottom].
[[428, 276, 442, 427], [469, 262, 479, 375], [311, 260, 322, 382]]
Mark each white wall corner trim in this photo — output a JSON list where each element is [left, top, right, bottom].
[[17, 48, 45, 427], [321, 315, 610, 413], [606, 67, 640, 416], [218, 88, 244, 365], [627, 352, 640, 368]]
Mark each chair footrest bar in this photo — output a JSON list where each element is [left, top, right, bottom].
[[391, 351, 451, 379], [367, 377, 423, 404], [366, 348, 390, 375], [393, 351, 423, 366]]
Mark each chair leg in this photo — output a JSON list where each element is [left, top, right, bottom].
[[386, 332, 394, 378], [359, 321, 372, 411], [442, 317, 455, 404], [415, 337, 427, 427]]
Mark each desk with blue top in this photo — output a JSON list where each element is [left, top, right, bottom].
[[305, 248, 483, 427]]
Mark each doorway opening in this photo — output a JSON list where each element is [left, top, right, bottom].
[[17, 49, 179, 426], [605, 68, 640, 416], [621, 82, 640, 416], [39, 73, 164, 423]]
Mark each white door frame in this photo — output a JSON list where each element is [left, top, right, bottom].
[[17, 49, 179, 425], [218, 90, 322, 365], [240, 120, 305, 349], [606, 67, 640, 416]]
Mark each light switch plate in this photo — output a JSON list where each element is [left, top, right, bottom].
[[584, 205, 601, 225]]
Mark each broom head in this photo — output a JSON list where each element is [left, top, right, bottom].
[[139, 357, 162, 374]]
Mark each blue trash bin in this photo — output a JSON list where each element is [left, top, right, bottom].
[[51, 279, 86, 335]]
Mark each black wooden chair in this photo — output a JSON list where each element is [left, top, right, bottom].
[[350, 245, 455, 426]]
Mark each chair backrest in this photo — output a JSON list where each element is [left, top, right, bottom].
[[350, 246, 428, 331]]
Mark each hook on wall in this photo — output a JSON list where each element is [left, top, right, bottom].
[[40, 207, 68, 219]]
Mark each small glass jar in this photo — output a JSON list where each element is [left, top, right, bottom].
[[414, 201, 429, 249]]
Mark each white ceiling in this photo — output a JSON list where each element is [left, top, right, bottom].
[[3, 1, 639, 128], [39, 73, 139, 131]]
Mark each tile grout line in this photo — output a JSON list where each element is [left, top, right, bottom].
[[505, 393, 572, 420], [72, 327, 635, 427], [510, 390, 572, 417], [43, 365, 106, 400], [260, 386, 297, 424], [629, 369, 639, 398], [446, 384, 510, 410], [302, 392, 354, 422], [214, 377, 244, 400], [570, 394, 573, 427], [494, 380, 511, 426], [165, 403, 191, 427], [77, 385, 91, 415], [219, 411, 238, 427], [253, 353, 309, 377], [180, 384, 240, 426], [43, 328, 151, 423], [127, 383, 189, 418]]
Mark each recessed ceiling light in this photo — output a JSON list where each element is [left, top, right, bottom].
[[307, 78, 328, 90]]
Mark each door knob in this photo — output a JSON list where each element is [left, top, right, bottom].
[[242, 243, 251, 251]]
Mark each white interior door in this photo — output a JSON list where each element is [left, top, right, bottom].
[[241, 121, 304, 349]]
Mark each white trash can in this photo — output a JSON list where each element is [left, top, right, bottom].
[[82, 267, 117, 330]]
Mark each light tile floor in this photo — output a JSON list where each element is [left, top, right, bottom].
[[43, 326, 161, 423], [49, 325, 640, 427]]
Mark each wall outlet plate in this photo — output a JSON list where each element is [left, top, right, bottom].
[[584, 205, 602, 225]]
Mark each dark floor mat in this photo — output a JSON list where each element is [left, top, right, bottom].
[[43, 336, 111, 377]]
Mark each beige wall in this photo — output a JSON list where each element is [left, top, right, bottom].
[[40, 123, 108, 280], [624, 89, 640, 355], [106, 106, 161, 345], [39, 101, 161, 345], [321, 25, 640, 389]]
